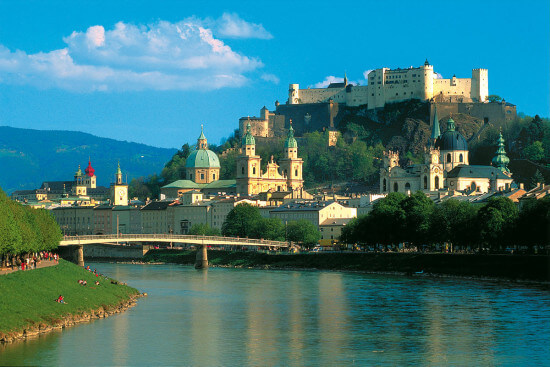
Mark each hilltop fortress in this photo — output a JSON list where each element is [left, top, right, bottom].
[[240, 60, 515, 140], [288, 60, 488, 108]]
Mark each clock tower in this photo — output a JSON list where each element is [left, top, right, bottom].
[[110, 162, 128, 206]]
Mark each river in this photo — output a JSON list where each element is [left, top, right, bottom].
[[1, 263, 549, 366]]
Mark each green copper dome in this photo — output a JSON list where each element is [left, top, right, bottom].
[[185, 149, 220, 169], [492, 133, 510, 173], [242, 121, 255, 146], [285, 124, 297, 148]]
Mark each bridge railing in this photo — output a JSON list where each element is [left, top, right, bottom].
[[61, 234, 290, 247]]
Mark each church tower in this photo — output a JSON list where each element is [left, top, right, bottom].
[[72, 165, 87, 196], [279, 122, 304, 194], [492, 132, 511, 174], [110, 162, 128, 206], [83, 158, 97, 189], [236, 122, 262, 196]]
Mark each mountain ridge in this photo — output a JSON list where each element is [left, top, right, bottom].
[[0, 126, 177, 194]]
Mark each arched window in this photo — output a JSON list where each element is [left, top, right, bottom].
[[459, 153, 463, 162], [241, 167, 245, 175], [447, 153, 452, 163], [405, 182, 411, 191], [394, 182, 399, 192], [435, 176, 440, 189], [383, 178, 387, 192], [423, 176, 428, 189]]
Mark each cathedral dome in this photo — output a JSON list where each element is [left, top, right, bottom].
[[435, 118, 468, 151], [185, 149, 220, 169]]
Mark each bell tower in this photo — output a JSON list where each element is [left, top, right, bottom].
[[279, 121, 304, 194], [236, 122, 262, 196], [110, 162, 128, 206]]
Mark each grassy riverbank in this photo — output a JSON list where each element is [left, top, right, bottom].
[[0, 259, 139, 334], [144, 250, 550, 282]]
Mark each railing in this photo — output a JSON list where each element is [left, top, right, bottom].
[[61, 234, 290, 248]]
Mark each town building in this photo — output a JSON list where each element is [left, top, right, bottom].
[[110, 162, 128, 206], [380, 108, 514, 194], [270, 201, 357, 230], [237, 122, 308, 198]]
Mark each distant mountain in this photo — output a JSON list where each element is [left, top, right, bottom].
[[0, 126, 176, 194]]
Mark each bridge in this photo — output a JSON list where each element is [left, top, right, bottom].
[[59, 234, 291, 269]]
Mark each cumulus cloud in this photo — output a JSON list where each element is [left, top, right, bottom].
[[310, 76, 345, 89], [261, 73, 279, 84], [215, 13, 273, 39], [0, 17, 271, 92]]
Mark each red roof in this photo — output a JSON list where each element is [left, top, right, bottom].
[[85, 159, 95, 177]]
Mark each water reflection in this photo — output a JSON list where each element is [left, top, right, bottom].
[[1, 264, 549, 366]]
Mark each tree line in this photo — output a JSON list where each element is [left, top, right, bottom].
[[219, 203, 321, 246], [341, 191, 550, 252], [0, 188, 62, 264]]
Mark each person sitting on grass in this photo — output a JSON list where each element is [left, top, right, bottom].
[[56, 295, 66, 304], [94, 281, 100, 286]]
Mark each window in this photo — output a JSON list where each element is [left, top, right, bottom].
[[405, 182, 411, 191], [423, 176, 428, 189], [241, 167, 245, 175], [383, 178, 387, 192], [435, 176, 440, 189], [201, 173, 204, 180], [394, 183, 398, 192], [447, 153, 452, 163], [295, 169, 298, 177], [459, 154, 463, 162], [213, 173, 216, 180], [253, 167, 256, 174]]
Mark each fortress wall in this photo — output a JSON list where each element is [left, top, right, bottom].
[[298, 88, 345, 103], [433, 78, 472, 97]]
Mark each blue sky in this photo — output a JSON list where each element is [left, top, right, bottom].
[[0, 0, 548, 149]]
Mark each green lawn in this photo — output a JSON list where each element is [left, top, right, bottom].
[[0, 259, 139, 333]]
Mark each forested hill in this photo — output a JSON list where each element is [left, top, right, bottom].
[[0, 126, 176, 194]]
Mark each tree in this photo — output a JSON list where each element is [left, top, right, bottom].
[[401, 191, 434, 247], [531, 169, 545, 188], [189, 223, 220, 236], [514, 198, 550, 251], [523, 141, 544, 162], [250, 217, 285, 241], [430, 199, 477, 250], [477, 197, 518, 251], [367, 192, 407, 247], [486, 95, 503, 103], [221, 203, 263, 238], [286, 220, 320, 247]]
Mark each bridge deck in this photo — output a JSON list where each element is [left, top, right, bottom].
[[59, 234, 290, 248]]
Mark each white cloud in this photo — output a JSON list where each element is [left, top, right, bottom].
[[310, 76, 345, 89], [215, 13, 273, 40], [0, 17, 269, 92], [261, 73, 279, 84], [435, 72, 444, 79]]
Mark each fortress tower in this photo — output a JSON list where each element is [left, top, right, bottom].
[[471, 68, 489, 102], [289, 84, 300, 104]]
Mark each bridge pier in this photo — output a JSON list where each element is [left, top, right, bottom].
[[75, 245, 84, 267], [194, 245, 208, 270]]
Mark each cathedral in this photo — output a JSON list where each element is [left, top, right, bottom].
[[380, 107, 514, 195], [236, 122, 306, 197]]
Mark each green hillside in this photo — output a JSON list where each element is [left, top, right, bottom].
[[0, 126, 176, 194]]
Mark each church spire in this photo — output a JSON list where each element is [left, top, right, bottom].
[[197, 124, 208, 149], [492, 132, 511, 174], [344, 71, 348, 86], [242, 119, 255, 146], [430, 106, 441, 142]]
